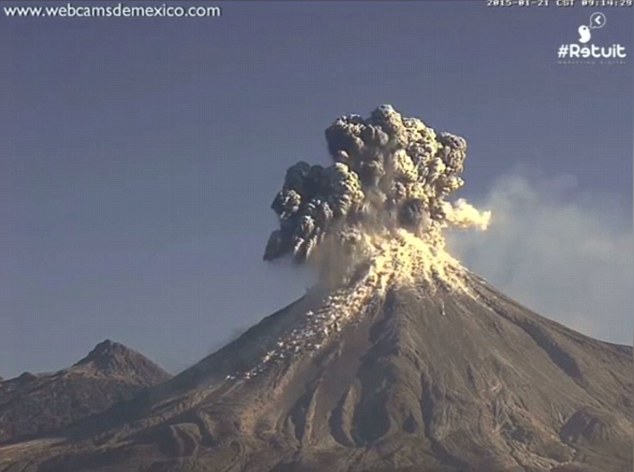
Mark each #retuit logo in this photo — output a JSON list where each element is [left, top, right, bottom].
[[557, 12, 627, 64]]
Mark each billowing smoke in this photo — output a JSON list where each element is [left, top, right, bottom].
[[264, 105, 490, 277], [234, 106, 492, 379]]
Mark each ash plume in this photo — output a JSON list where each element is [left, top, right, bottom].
[[264, 105, 490, 282]]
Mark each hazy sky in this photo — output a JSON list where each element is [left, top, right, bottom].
[[1, 1, 632, 378]]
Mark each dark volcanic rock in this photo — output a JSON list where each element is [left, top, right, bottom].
[[0, 341, 171, 444], [0, 276, 631, 472]]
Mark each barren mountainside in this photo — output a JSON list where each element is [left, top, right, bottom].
[[1, 106, 630, 472], [0, 273, 630, 472], [0, 340, 171, 444]]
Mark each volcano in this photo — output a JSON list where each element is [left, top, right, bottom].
[[0, 106, 630, 472], [0, 269, 630, 472]]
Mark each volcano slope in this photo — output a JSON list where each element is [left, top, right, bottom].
[[0, 105, 630, 472], [0, 269, 631, 472]]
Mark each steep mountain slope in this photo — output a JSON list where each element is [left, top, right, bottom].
[[0, 105, 629, 471], [0, 340, 171, 444], [0, 272, 630, 472]]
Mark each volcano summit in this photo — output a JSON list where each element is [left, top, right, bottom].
[[0, 106, 630, 472]]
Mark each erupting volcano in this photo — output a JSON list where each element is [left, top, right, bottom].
[[0, 106, 630, 472]]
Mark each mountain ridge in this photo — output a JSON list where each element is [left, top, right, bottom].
[[0, 273, 630, 472], [0, 340, 171, 445]]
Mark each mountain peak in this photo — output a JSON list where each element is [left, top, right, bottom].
[[73, 340, 165, 381], [0, 340, 171, 444], [76, 339, 128, 365]]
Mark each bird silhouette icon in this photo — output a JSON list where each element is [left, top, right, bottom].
[[578, 25, 591, 44]]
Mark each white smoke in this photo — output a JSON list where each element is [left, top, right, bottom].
[[447, 174, 632, 344], [444, 198, 492, 231]]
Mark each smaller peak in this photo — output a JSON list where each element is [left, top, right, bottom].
[[71, 341, 170, 384], [91, 339, 125, 354], [16, 372, 37, 383], [74, 339, 132, 368]]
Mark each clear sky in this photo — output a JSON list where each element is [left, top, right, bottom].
[[1, 1, 632, 378]]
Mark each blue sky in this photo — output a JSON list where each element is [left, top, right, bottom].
[[1, 1, 632, 377]]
